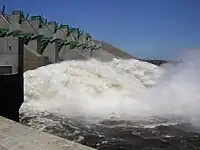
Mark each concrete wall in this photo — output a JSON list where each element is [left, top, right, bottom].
[[0, 15, 9, 29], [8, 13, 21, 32], [0, 37, 24, 122], [27, 38, 41, 54], [28, 20, 40, 32], [58, 46, 116, 62], [42, 42, 59, 63], [53, 29, 66, 40], [20, 20, 35, 34], [0, 37, 23, 74], [24, 45, 49, 71], [0, 117, 96, 150], [59, 46, 86, 61]]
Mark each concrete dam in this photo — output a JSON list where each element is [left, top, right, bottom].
[[0, 6, 173, 73], [0, 7, 138, 72]]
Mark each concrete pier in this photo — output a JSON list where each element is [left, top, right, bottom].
[[0, 37, 24, 122], [0, 117, 96, 150]]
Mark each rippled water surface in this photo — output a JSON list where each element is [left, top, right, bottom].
[[20, 112, 200, 150]]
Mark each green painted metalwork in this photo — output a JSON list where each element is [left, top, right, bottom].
[[63, 40, 77, 49], [25, 13, 29, 20], [31, 34, 44, 40], [77, 43, 88, 53], [76, 43, 87, 48], [66, 30, 71, 37], [54, 22, 59, 33], [94, 44, 101, 50], [50, 38, 64, 44], [47, 21, 56, 25], [85, 33, 91, 40], [11, 33, 34, 44], [3, 8, 101, 53], [12, 10, 21, 15], [59, 24, 69, 29], [31, 16, 45, 27], [75, 28, 84, 39], [70, 28, 78, 33], [2, 5, 5, 14], [41, 37, 51, 44], [69, 41, 78, 49], [19, 11, 25, 24], [13, 33, 33, 39], [58, 41, 65, 51], [0, 29, 9, 32], [0, 28, 9, 37], [71, 28, 82, 37], [31, 16, 44, 21], [45, 19, 47, 24], [47, 21, 58, 33], [40, 36, 51, 52]]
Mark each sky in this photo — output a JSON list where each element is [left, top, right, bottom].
[[3, 0, 200, 59]]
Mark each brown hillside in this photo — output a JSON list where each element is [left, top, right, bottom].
[[95, 40, 137, 59]]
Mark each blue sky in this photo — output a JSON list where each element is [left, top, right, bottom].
[[4, 0, 200, 59]]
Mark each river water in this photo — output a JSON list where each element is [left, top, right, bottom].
[[20, 57, 200, 150]]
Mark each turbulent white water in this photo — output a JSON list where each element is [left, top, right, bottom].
[[22, 58, 162, 118], [21, 53, 200, 126]]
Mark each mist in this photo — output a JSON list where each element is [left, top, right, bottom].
[[141, 50, 200, 126]]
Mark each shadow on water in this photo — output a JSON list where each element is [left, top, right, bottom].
[[20, 112, 200, 150]]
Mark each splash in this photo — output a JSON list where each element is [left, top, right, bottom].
[[22, 58, 162, 119], [21, 52, 200, 126]]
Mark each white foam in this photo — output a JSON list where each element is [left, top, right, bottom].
[[22, 58, 161, 119], [21, 53, 200, 126]]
